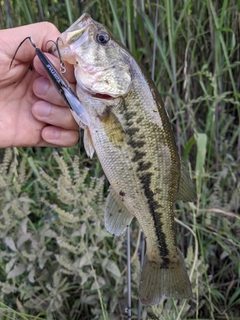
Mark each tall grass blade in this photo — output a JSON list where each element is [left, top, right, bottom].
[[36, 0, 44, 21], [166, 0, 180, 153], [141, 12, 172, 80], [195, 133, 207, 195], [151, 0, 159, 81], [107, 0, 124, 44], [19, 0, 33, 24], [65, 0, 73, 25], [4, 0, 13, 28]]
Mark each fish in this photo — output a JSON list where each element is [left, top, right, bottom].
[[55, 13, 197, 305]]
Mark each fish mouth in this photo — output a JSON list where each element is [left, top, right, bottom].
[[92, 93, 114, 100], [61, 13, 91, 45], [51, 13, 91, 59]]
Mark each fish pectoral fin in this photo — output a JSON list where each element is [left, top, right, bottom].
[[84, 127, 95, 158], [139, 249, 192, 306], [104, 187, 134, 236], [176, 162, 197, 202], [101, 110, 125, 147]]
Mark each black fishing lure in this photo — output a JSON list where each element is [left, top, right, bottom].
[[10, 37, 90, 128]]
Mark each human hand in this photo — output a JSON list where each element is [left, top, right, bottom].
[[0, 22, 79, 148]]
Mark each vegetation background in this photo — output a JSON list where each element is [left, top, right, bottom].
[[0, 0, 239, 319]]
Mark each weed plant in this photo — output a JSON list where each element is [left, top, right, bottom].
[[0, 0, 239, 319]]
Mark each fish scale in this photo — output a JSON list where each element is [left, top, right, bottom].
[[56, 13, 197, 305]]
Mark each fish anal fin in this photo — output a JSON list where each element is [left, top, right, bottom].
[[139, 249, 192, 305], [177, 162, 197, 202], [104, 187, 134, 236], [84, 127, 95, 158]]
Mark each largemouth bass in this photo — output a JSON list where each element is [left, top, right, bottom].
[[56, 13, 196, 305]]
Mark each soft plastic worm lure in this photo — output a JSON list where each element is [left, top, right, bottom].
[[10, 36, 90, 128]]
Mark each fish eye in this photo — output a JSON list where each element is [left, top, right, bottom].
[[96, 32, 110, 44]]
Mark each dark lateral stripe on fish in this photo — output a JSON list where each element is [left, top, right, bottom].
[[130, 140, 146, 148], [137, 161, 152, 171], [139, 172, 170, 266], [123, 110, 137, 120], [126, 126, 170, 263], [132, 150, 147, 162], [125, 127, 140, 135], [136, 116, 144, 124], [119, 98, 170, 266]]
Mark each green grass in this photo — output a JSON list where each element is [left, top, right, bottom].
[[0, 0, 239, 319]]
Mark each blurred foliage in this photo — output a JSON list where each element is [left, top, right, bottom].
[[0, 148, 132, 319], [0, 0, 240, 319]]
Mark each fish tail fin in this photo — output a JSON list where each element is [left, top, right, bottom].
[[139, 249, 192, 305]]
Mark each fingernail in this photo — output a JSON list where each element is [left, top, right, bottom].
[[34, 102, 51, 117], [34, 78, 50, 96]]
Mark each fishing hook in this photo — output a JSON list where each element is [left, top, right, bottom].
[[10, 36, 90, 129], [45, 37, 66, 74]]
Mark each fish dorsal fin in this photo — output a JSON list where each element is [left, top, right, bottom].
[[104, 187, 134, 236], [176, 162, 197, 202], [84, 127, 95, 158]]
